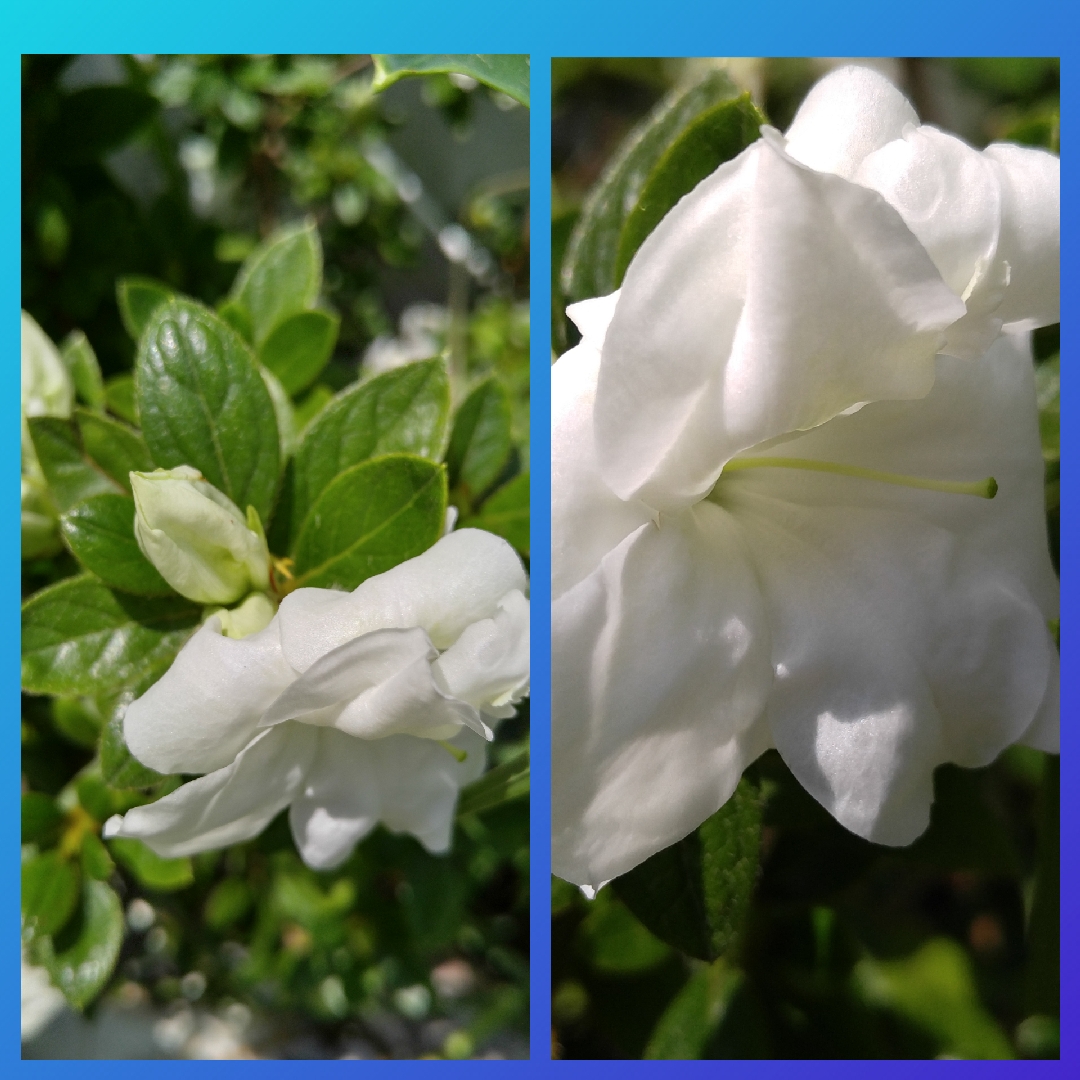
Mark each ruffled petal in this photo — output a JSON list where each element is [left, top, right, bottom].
[[261, 626, 485, 741], [552, 503, 773, 887], [983, 143, 1059, 330], [103, 724, 316, 858], [290, 728, 488, 867], [277, 529, 528, 670], [552, 332, 652, 599], [595, 134, 964, 512], [784, 65, 918, 179], [123, 616, 296, 776]]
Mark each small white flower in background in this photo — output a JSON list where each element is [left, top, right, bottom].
[[552, 66, 1058, 890], [131, 467, 272, 605], [105, 529, 529, 870]]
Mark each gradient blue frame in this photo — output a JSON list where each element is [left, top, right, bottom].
[[3, 0, 1074, 1072]]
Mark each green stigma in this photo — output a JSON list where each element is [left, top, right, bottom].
[[438, 740, 468, 763]]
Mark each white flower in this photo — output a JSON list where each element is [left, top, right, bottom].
[[104, 529, 529, 869], [130, 466, 272, 604], [551, 71, 1058, 890]]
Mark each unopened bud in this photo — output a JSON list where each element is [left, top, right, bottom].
[[131, 467, 271, 604], [208, 592, 277, 640]]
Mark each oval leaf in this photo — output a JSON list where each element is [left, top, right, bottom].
[[136, 298, 280, 522], [290, 360, 450, 544], [612, 776, 764, 962], [259, 309, 340, 396], [116, 275, 175, 341], [22, 852, 80, 939], [230, 220, 321, 346], [447, 378, 513, 504], [75, 409, 154, 494], [372, 54, 529, 107], [104, 374, 138, 425], [60, 494, 172, 596], [109, 837, 193, 892], [28, 417, 123, 513], [61, 330, 105, 410], [292, 455, 446, 590], [22, 575, 200, 696]]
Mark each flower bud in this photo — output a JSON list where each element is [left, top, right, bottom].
[[209, 592, 278, 640], [22, 311, 73, 422], [131, 467, 271, 604]]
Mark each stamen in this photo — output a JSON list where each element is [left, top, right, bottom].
[[720, 456, 998, 499], [438, 740, 468, 763]]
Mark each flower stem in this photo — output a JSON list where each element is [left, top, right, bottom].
[[722, 456, 998, 499]]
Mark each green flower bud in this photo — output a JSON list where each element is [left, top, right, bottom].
[[208, 592, 278, 640], [131, 467, 271, 604]]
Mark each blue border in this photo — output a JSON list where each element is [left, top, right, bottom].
[[5, 0, 1077, 1071]]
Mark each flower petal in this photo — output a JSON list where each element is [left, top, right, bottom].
[[552, 332, 652, 599], [123, 616, 296, 775], [552, 503, 773, 887], [983, 143, 1059, 330], [595, 135, 964, 512], [289, 728, 487, 867], [103, 724, 316, 858], [277, 529, 528, 670], [784, 65, 917, 180]]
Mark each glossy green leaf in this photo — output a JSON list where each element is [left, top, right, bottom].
[[81, 833, 115, 881], [22, 793, 64, 847], [135, 299, 280, 522], [457, 748, 529, 817], [290, 360, 450, 542], [22, 574, 200, 696], [75, 409, 154, 494], [217, 298, 254, 344], [293, 384, 335, 434], [230, 220, 322, 346], [562, 70, 751, 300], [104, 374, 138, 425], [644, 961, 743, 1059], [37, 879, 125, 1010], [464, 472, 529, 555], [372, 55, 529, 107], [447, 378, 512, 503], [612, 775, 763, 962], [260, 364, 297, 459], [615, 93, 764, 283], [60, 330, 105, 410], [22, 852, 80, 939], [60, 494, 173, 596], [109, 837, 194, 892], [293, 455, 446, 590], [100, 702, 168, 791], [51, 697, 106, 749], [116, 275, 175, 341], [259, 309, 340, 395], [28, 417, 123, 513]]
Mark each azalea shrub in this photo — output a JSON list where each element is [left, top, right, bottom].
[[22, 54, 530, 1059], [551, 58, 1059, 1059]]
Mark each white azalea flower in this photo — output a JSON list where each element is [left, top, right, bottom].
[[130, 466, 272, 605], [552, 72, 1058, 890], [105, 529, 529, 869]]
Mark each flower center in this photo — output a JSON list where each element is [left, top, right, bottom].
[[714, 456, 998, 499]]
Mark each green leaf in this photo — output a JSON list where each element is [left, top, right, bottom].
[[51, 697, 105, 749], [104, 374, 138, 425], [464, 472, 529, 555], [372, 55, 529, 107], [259, 309, 340, 396], [136, 298, 280, 522], [22, 852, 80, 939], [612, 775, 763, 962], [75, 409, 154, 494], [217, 298, 254, 344], [204, 878, 253, 931], [109, 837, 194, 892], [1036, 353, 1060, 463], [22, 793, 64, 847], [116, 275, 175, 341], [447, 378, 513, 504], [644, 961, 743, 1059], [60, 330, 105, 410], [28, 417, 123, 513], [293, 384, 334, 433], [230, 219, 322, 346], [457, 748, 529, 817], [59, 494, 173, 596], [854, 938, 1014, 1059], [80, 833, 115, 882], [615, 92, 764, 283], [290, 360, 450, 542], [562, 70, 757, 300], [22, 574, 200, 696], [100, 703, 168, 791], [579, 889, 671, 974], [292, 455, 446, 590], [37, 879, 125, 1010]]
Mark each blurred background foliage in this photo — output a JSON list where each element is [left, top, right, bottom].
[[551, 57, 1059, 1061], [22, 53, 529, 1059]]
